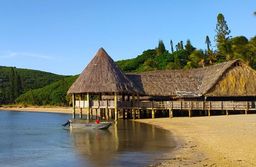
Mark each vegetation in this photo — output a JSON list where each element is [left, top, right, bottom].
[[1, 13, 256, 106], [117, 13, 256, 72], [0, 66, 66, 104], [15, 76, 77, 106]]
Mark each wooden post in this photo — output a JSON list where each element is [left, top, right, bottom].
[[188, 110, 192, 117], [87, 93, 90, 120], [79, 94, 83, 119], [114, 92, 118, 121], [137, 109, 141, 119], [245, 102, 249, 114], [152, 109, 155, 119], [72, 94, 76, 119], [132, 109, 136, 119], [169, 109, 173, 118], [226, 110, 229, 116], [106, 100, 109, 120], [208, 101, 211, 116], [189, 101, 192, 117]]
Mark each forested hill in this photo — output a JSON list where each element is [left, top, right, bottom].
[[0, 66, 66, 104], [117, 35, 256, 73]]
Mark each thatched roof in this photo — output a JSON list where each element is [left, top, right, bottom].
[[68, 48, 255, 98], [68, 48, 139, 94], [127, 60, 251, 97]]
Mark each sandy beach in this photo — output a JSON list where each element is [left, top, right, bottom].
[[138, 115, 256, 167], [0, 106, 72, 114]]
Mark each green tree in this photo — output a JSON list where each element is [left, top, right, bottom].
[[205, 35, 211, 51], [170, 40, 174, 53], [215, 13, 232, 60], [185, 40, 196, 55], [156, 40, 166, 56], [185, 50, 205, 68]]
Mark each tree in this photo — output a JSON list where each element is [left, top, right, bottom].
[[170, 40, 174, 53], [176, 41, 184, 51], [205, 35, 211, 51], [215, 13, 232, 60], [185, 40, 196, 55], [156, 40, 166, 56]]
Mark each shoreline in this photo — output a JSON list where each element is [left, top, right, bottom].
[[0, 106, 72, 114], [137, 115, 256, 167]]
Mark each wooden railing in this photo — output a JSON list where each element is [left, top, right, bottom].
[[75, 100, 256, 111]]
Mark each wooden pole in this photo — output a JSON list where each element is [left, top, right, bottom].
[[132, 109, 135, 119], [245, 102, 249, 114], [114, 92, 118, 121], [137, 109, 141, 119], [106, 100, 109, 120], [72, 94, 76, 119], [87, 93, 90, 120], [169, 109, 173, 118], [208, 101, 211, 116], [79, 94, 83, 119], [188, 110, 192, 117], [152, 109, 155, 119]]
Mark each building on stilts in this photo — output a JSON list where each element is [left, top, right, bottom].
[[68, 48, 256, 120]]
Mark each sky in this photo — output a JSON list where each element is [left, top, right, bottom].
[[0, 0, 255, 75]]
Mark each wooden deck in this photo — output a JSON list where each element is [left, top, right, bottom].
[[75, 100, 256, 111]]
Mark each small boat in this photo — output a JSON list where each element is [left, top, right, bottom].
[[62, 119, 112, 130]]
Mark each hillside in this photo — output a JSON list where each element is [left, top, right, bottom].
[[16, 76, 77, 106], [117, 36, 256, 73], [0, 66, 66, 104]]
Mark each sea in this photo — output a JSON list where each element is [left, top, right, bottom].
[[0, 111, 175, 167]]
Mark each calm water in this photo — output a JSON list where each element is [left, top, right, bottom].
[[0, 111, 175, 167]]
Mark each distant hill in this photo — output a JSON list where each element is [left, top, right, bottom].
[[16, 76, 77, 106], [0, 66, 66, 104]]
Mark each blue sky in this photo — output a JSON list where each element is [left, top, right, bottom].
[[0, 0, 255, 75]]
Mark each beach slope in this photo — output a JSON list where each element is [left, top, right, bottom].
[[138, 115, 256, 167]]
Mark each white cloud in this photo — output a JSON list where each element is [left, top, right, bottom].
[[0, 51, 54, 60]]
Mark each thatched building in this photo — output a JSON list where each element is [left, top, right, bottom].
[[68, 48, 256, 120]]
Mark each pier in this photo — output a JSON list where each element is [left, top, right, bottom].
[[68, 48, 256, 121]]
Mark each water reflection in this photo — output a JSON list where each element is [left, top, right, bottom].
[[69, 120, 175, 167]]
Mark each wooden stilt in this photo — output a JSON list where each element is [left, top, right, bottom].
[[79, 94, 82, 119], [208, 101, 211, 116], [80, 108, 83, 119], [132, 109, 136, 119], [72, 94, 76, 119], [137, 109, 141, 119], [169, 109, 173, 118], [245, 102, 249, 114], [152, 109, 155, 119], [188, 110, 192, 117], [106, 100, 109, 120], [114, 93, 118, 121], [87, 93, 90, 120], [226, 110, 229, 116]]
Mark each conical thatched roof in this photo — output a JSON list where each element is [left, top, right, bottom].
[[68, 48, 138, 94], [127, 59, 254, 97]]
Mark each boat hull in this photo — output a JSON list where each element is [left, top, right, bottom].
[[63, 120, 112, 130]]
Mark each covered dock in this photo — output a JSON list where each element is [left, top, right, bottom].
[[68, 48, 256, 120]]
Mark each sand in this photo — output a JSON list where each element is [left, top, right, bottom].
[[0, 106, 72, 114], [138, 115, 256, 167]]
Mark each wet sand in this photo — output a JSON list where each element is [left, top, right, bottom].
[[0, 106, 72, 114], [138, 115, 256, 167]]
